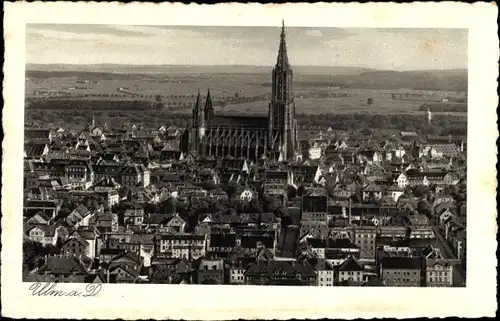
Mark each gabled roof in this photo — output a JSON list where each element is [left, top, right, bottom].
[[166, 214, 187, 226], [38, 257, 87, 275], [25, 143, 48, 158], [73, 204, 90, 216], [110, 264, 140, 278], [63, 235, 89, 248], [386, 185, 404, 192], [363, 183, 382, 192], [27, 211, 51, 224], [110, 250, 141, 265], [338, 256, 364, 272]]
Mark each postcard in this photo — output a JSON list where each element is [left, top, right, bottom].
[[2, 2, 498, 319]]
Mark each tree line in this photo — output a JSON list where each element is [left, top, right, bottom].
[[419, 103, 467, 113], [26, 107, 466, 137]]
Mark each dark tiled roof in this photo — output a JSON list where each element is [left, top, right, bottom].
[[241, 235, 275, 249], [38, 257, 87, 274], [338, 257, 364, 272], [209, 116, 269, 129], [307, 238, 327, 248], [110, 264, 140, 278], [265, 171, 288, 180], [25, 128, 51, 139], [324, 251, 350, 260], [25, 143, 47, 158], [144, 214, 171, 225], [210, 233, 237, 248], [327, 238, 359, 249], [24, 200, 58, 208], [380, 256, 421, 270], [302, 195, 328, 213], [100, 248, 126, 256]]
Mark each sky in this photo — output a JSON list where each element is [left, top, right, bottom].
[[26, 24, 468, 71]]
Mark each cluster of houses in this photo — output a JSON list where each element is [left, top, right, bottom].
[[23, 122, 466, 286]]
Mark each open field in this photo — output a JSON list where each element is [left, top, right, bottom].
[[26, 67, 467, 116], [220, 90, 437, 115]]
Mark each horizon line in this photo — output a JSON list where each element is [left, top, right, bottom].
[[25, 63, 467, 72]]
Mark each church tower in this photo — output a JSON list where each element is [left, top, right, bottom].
[[192, 90, 202, 127], [204, 89, 214, 123], [190, 90, 205, 155], [268, 21, 297, 161]]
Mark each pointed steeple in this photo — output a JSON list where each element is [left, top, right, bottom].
[[91, 112, 95, 129], [204, 89, 214, 122], [195, 89, 202, 108], [192, 90, 202, 126], [205, 89, 212, 109], [276, 20, 289, 69]]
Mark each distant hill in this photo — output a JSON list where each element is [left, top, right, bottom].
[[341, 70, 467, 91], [25, 64, 467, 91], [26, 64, 372, 76], [288, 69, 467, 91]]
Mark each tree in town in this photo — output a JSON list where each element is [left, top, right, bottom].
[[417, 199, 432, 216], [224, 182, 242, 200], [262, 194, 280, 213], [412, 185, 430, 198], [286, 185, 297, 200], [58, 207, 72, 218], [201, 180, 218, 191]]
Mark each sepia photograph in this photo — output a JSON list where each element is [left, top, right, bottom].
[[22, 21, 468, 287], [2, 2, 498, 320]]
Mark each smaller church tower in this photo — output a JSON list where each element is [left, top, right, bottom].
[[192, 90, 202, 127], [190, 90, 205, 155], [204, 89, 214, 123]]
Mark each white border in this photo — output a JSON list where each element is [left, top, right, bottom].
[[2, 2, 498, 319]]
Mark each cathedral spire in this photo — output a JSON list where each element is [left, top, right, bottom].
[[277, 20, 289, 69]]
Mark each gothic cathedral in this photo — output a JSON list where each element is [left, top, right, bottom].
[[182, 21, 298, 162]]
